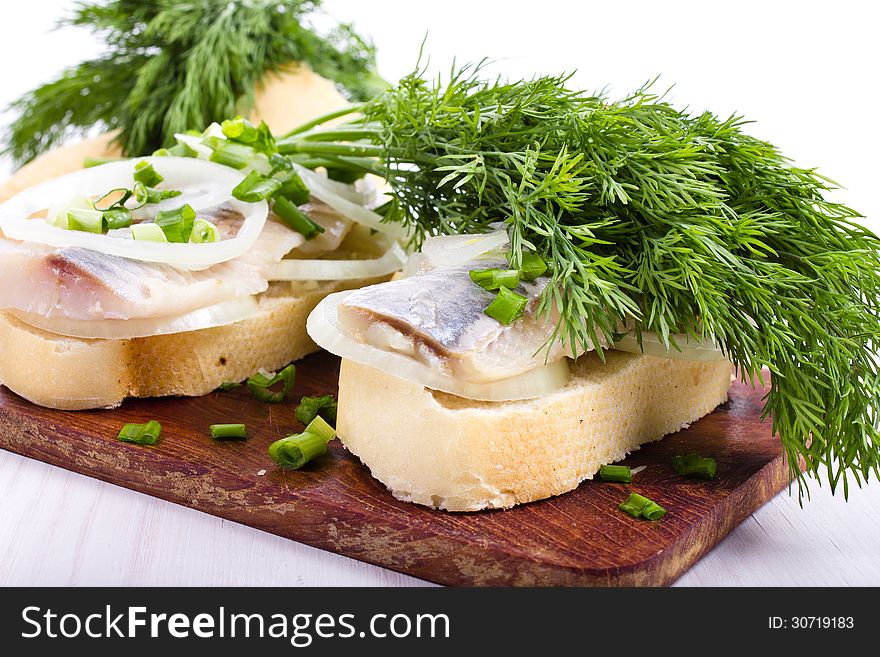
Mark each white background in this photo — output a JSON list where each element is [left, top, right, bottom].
[[1, 0, 878, 586]]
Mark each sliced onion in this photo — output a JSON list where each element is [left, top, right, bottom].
[[613, 332, 727, 362], [293, 164, 410, 242], [271, 242, 406, 281], [10, 296, 259, 340], [419, 231, 509, 269], [307, 291, 571, 401], [0, 157, 268, 270]]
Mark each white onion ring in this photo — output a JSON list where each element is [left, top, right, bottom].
[[293, 164, 410, 242], [419, 231, 509, 269], [271, 242, 406, 281], [10, 296, 258, 339], [307, 290, 571, 401], [0, 157, 268, 270], [613, 332, 727, 362]]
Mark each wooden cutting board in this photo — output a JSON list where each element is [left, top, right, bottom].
[[0, 352, 788, 586]]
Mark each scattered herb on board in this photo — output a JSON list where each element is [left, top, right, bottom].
[[673, 454, 718, 480], [296, 395, 338, 425], [3, 0, 386, 163], [269, 416, 336, 470], [277, 60, 880, 499], [598, 465, 632, 483], [619, 493, 666, 521], [247, 365, 296, 403], [210, 424, 248, 441], [117, 421, 162, 445]]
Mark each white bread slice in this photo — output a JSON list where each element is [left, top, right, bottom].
[[337, 352, 733, 511], [0, 66, 381, 410]]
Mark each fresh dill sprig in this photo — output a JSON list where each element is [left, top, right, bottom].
[[3, 0, 385, 163], [279, 61, 880, 498]]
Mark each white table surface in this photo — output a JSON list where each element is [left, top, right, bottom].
[[1, 1, 879, 586]]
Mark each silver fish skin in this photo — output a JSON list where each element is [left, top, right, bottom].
[[0, 219, 301, 321], [336, 263, 579, 384]]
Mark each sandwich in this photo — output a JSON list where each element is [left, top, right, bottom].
[[287, 62, 880, 509], [0, 68, 404, 410]]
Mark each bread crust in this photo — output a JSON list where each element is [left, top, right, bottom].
[[337, 352, 733, 511]]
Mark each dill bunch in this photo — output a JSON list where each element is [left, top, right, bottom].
[[3, 0, 384, 163], [279, 61, 880, 497]]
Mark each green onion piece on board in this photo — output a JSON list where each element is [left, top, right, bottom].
[[217, 381, 241, 391], [210, 423, 247, 440], [598, 464, 632, 483], [131, 223, 168, 242], [133, 160, 163, 187], [247, 364, 296, 403], [268, 416, 337, 470], [117, 420, 162, 445], [103, 208, 133, 230], [274, 170, 311, 205], [518, 252, 549, 281], [190, 218, 220, 243], [94, 188, 132, 211], [232, 170, 282, 202], [484, 286, 528, 325], [205, 138, 254, 169], [274, 196, 324, 239], [67, 208, 105, 233], [618, 493, 667, 520], [672, 453, 718, 479], [154, 204, 196, 243], [296, 395, 338, 425]]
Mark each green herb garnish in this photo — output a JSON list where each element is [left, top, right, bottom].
[[296, 395, 338, 426], [247, 365, 296, 403], [217, 381, 242, 391], [210, 424, 248, 441], [276, 62, 880, 499], [232, 170, 282, 203], [117, 421, 162, 446], [274, 196, 325, 240], [2, 1, 385, 163], [269, 416, 336, 470], [484, 286, 528, 325], [598, 465, 632, 483], [133, 160, 163, 187], [154, 204, 196, 243], [469, 268, 520, 291], [672, 454, 718, 480], [619, 493, 666, 520]]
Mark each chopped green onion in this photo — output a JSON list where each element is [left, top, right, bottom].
[[169, 142, 197, 158], [190, 218, 220, 243], [83, 156, 123, 168], [519, 252, 549, 281], [273, 196, 324, 240], [672, 453, 718, 479], [619, 493, 667, 520], [133, 182, 183, 206], [205, 138, 254, 169], [326, 167, 364, 184], [295, 395, 338, 425], [210, 423, 248, 440], [246, 364, 296, 403], [222, 116, 261, 144], [94, 188, 132, 211], [117, 420, 162, 445], [151, 148, 172, 157], [483, 286, 528, 325], [103, 208, 133, 230], [154, 204, 196, 243], [67, 208, 105, 233], [469, 268, 520, 291], [268, 416, 337, 470], [133, 160, 163, 187], [131, 223, 168, 242], [598, 464, 632, 483], [274, 170, 311, 205], [232, 170, 282, 202], [268, 153, 293, 175], [217, 381, 241, 391]]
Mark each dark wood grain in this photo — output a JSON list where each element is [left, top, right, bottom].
[[0, 352, 788, 586]]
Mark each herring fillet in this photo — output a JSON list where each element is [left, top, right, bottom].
[[0, 219, 302, 321], [337, 264, 581, 383]]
